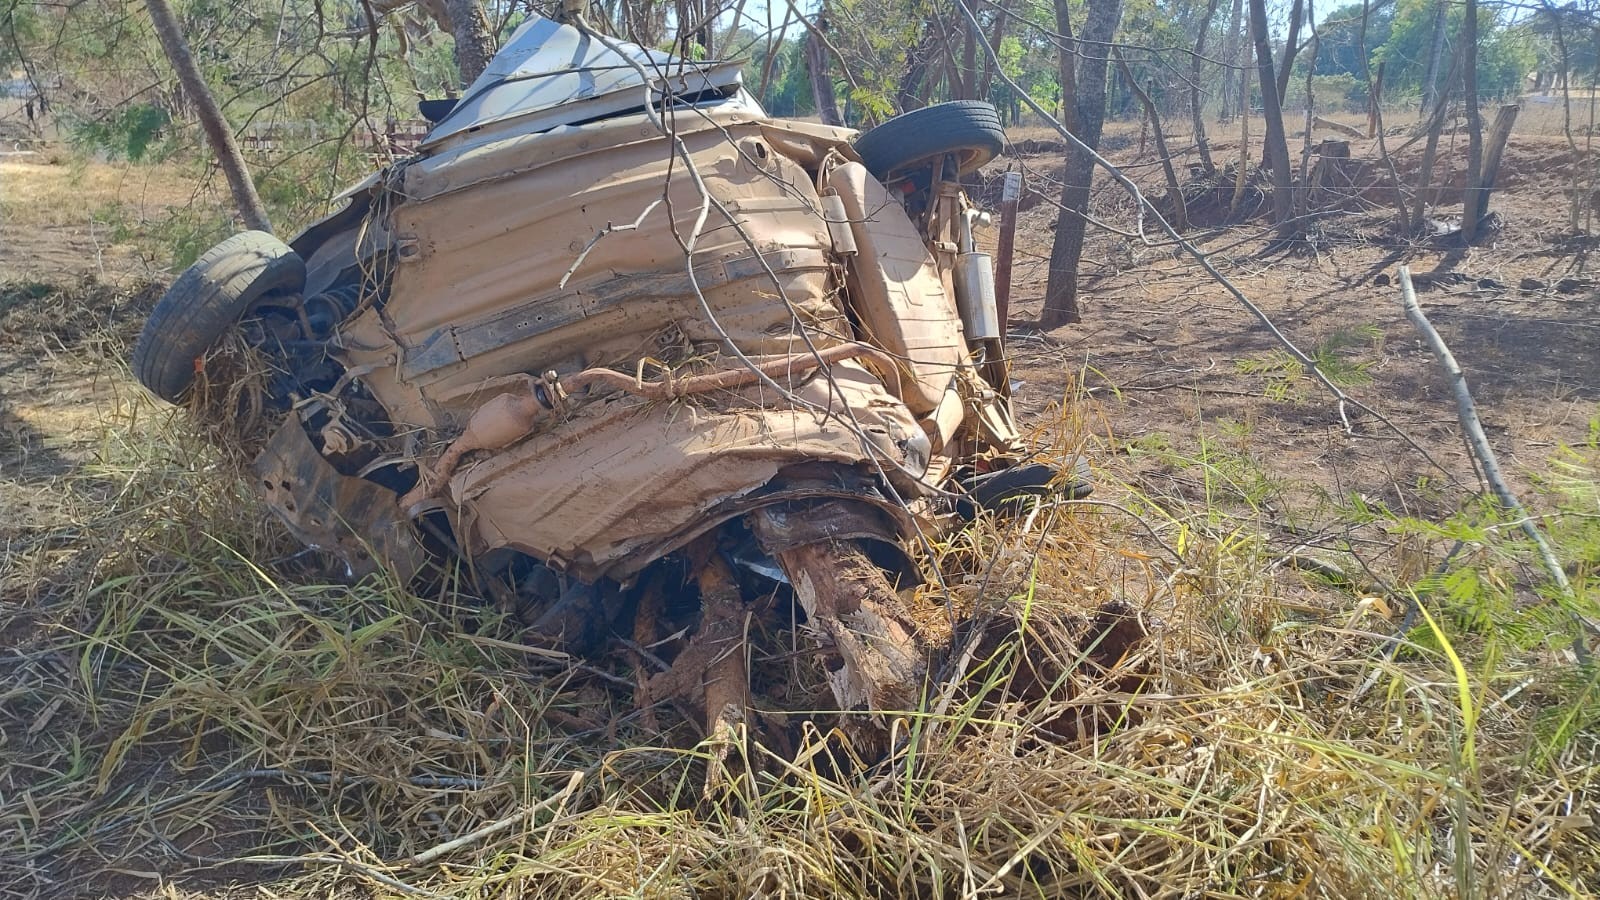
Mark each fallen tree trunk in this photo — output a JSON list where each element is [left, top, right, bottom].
[[760, 535, 930, 714], [1313, 115, 1362, 138]]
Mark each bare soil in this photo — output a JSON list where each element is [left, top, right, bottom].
[[994, 126, 1599, 545]]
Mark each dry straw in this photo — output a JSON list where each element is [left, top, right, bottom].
[[1, 292, 1596, 899]]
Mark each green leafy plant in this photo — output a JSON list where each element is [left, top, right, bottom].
[[71, 103, 172, 162], [1237, 326, 1381, 399]]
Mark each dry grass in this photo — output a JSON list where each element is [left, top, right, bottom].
[[2, 302, 1597, 899], [0, 156, 215, 231], [4, 129, 1600, 891], [0, 155, 241, 285]]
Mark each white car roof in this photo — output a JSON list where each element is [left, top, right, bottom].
[[420, 15, 747, 150]]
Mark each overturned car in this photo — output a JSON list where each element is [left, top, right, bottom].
[[133, 14, 1089, 729]]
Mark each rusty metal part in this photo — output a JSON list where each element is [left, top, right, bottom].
[[397, 373, 559, 511], [254, 418, 428, 581], [399, 344, 904, 511], [958, 366, 1023, 454]]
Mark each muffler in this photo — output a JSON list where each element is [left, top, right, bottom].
[[954, 251, 999, 340], [953, 208, 1000, 340]]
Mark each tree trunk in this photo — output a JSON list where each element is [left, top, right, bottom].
[[1274, 0, 1303, 106], [444, 0, 495, 87], [1368, 61, 1383, 137], [1539, 0, 1582, 228], [1041, 0, 1124, 328], [1249, 0, 1295, 235], [1191, 0, 1221, 176], [1470, 104, 1520, 233], [1117, 50, 1188, 230], [1232, 62, 1251, 212], [1219, 0, 1245, 121], [1459, 0, 1486, 241], [1053, 0, 1077, 131], [804, 14, 843, 126], [976, 0, 1013, 101], [1420, 0, 1449, 115], [1296, 0, 1319, 220], [960, 13, 978, 100], [1413, 72, 1454, 227], [1361, 0, 1411, 233], [758, 4, 793, 101], [144, 0, 272, 234], [932, 10, 963, 103]]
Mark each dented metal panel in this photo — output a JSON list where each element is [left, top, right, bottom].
[[340, 108, 850, 434], [399, 247, 831, 383], [450, 360, 930, 581], [421, 16, 748, 152], [826, 162, 973, 415], [253, 419, 428, 582]]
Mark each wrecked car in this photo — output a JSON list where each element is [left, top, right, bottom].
[[132, 13, 1089, 731]]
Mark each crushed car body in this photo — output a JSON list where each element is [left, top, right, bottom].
[[133, 11, 1092, 728]]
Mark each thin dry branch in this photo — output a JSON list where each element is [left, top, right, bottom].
[[407, 771, 584, 866], [1396, 267, 1597, 657]]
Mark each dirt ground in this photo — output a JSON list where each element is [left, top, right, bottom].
[[997, 122, 1600, 541]]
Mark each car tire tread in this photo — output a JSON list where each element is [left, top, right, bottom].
[[853, 101, 1006, 181], [132, 231, 305, 402]]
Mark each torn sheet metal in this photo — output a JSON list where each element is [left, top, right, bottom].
[[253, 419, 428, 582]]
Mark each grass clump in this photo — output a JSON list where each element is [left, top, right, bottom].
[[2, 332, 1598, 899]]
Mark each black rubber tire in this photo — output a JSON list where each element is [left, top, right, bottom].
[[133, 231, 305, 402], [853, 101, 1006, 182], [955, 457, 1094, 521]]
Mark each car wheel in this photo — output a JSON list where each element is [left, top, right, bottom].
[[133, 230, 306, 403], [852, 101, 1006, 182]]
